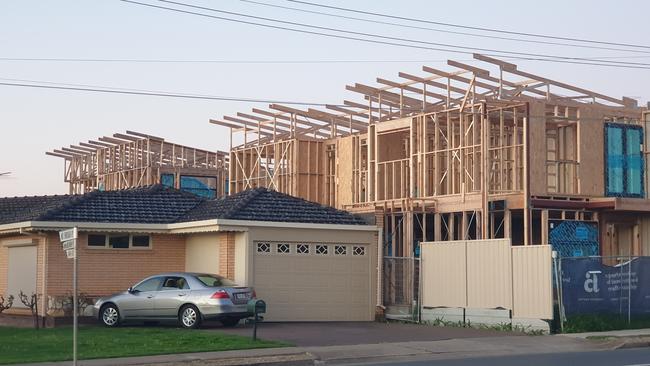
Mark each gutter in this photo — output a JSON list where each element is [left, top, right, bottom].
[[0, 219, 377, 235]]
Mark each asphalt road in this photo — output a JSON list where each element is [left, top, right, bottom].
[[360, 348, 650, 366]]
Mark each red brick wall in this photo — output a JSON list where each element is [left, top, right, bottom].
[[46, 232, 186, 297], [218, 232, 235, 280]]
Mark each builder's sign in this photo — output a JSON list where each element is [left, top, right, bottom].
[[561, 257, 650, 316]]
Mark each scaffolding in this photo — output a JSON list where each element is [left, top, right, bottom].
[[47, 130, 229, 196]]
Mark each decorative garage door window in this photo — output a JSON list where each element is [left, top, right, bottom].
[[277, 243, 291, 254], [297, 244, 310, 254], [254, 242, 367, 257], [257, 242, 271, 253], [335, 245, 347, 255]]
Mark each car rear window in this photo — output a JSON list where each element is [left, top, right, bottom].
[[194, 274, 237, 287]]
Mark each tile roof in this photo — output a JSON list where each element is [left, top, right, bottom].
[[0, 185, 369, 226], [178, 188, 368, 225]]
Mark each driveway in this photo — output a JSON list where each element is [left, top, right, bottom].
[[205, 321, 522, 347]]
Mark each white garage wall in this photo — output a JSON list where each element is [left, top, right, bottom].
[[185, 233, 219, 274], [7, 245, 38, 308]]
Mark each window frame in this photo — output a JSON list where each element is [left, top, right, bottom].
[[604, 122, 645, 198], [86, 233, 152, 250]]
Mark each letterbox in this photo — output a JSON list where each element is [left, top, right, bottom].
[[247, 299, 266, 314]]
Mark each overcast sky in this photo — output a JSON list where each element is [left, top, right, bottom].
[[1, 0, 649, 197]]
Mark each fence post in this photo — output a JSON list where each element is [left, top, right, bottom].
[[628, 255, 632, 325], [556, 255, 566, 332]]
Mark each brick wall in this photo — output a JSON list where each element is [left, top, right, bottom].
[[46, 232, 186, 297], [218, 232, 235, 280]]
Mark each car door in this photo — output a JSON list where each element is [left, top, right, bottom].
[[118, 276, 162, 318], [154, 276, 190, 318]]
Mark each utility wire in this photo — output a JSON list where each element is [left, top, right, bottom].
[[0, 80, 343, 106], [141, 0, 650, 68], [287, 0, 650, 51], [242, 0, 650, 55], [3, 54, 650, 63]]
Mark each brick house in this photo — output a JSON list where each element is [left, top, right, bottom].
[[0, 186, 378, 322]]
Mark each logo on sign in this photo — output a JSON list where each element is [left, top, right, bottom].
[[584, 271, 600, 293]]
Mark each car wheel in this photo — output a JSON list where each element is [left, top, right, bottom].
[[100, 304, 120, 327], [179, 305, 201, 329], [220, 317, 240, 328]]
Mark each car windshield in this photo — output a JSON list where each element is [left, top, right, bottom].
[[194, 274, 238, 287]]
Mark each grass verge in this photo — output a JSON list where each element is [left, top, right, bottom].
[[0, 326, 290, 365]]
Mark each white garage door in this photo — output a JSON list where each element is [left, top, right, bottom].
[[253, 242, 372, 321], [7, 245, 37, 308]]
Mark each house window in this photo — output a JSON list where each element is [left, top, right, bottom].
[[87, 234, 151, 249], [161, 173, 175, 188], [109, 235, 130, 249], [334, 245, 347, 255], [277, 243, 290, 254], [88, 234, 107, 247], [353, 246, 366, 256], [180, 175, 217, 198], [605, 123, 644, 197], [297, 244, 309, 254], [132, 235, 150, 248], [257, 242, 270, 253], [315, 244, 329, 255]]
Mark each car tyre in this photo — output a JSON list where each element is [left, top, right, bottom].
[[220, 317, 240, 328], [179, 305, 202, 329], [100, 304, 120, 327]]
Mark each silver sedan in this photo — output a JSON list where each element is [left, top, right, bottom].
[[93, 272, 255, 328]]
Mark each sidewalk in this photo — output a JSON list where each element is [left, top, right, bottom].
[[559, 328, 650, 350], [559, 328, 650, 339], [13, 335, 607, 366]]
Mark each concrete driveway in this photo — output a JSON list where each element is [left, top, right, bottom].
[[205, 321, 522, 347]]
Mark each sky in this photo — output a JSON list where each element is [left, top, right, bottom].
[[1, 0, 649, 197]]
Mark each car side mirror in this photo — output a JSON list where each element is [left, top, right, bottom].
[[127, 287, 135, 293]]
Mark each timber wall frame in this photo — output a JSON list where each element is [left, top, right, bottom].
[[47, 130, 229, 196], [222, 54, 647, 245]]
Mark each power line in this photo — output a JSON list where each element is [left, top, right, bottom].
[[287, 0, 650, 51], [241, 0, 650, 55], [0, 80, 343, 106], [119, 0, 650, 70], [3, 54, 650, 64]]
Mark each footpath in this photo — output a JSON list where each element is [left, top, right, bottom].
[[15, 329, 650, 366]]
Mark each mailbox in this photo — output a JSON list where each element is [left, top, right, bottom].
[[247, 299, 266, 314]]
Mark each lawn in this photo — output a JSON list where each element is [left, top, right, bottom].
[[0, 326, 290, 364]]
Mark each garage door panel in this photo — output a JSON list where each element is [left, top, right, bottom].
[[254, 243, 371, 322]]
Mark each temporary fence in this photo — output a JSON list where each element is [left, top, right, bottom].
[[557, 255, 650, 327], [419, 239, 554, 321], [382, 256, 419, 316]]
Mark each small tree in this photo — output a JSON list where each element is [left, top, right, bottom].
[[0, 295, 13, 314], [19, 291, 40, 329]]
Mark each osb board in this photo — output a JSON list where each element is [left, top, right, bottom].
[[579, 106, 605, 196], [377, 130, 408, 162], [528, 100, 548, 196], [337, 136, 354, 208]]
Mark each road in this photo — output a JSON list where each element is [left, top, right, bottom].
[[355, 348, 650, 366]]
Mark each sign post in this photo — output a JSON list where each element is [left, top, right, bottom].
[[59, 228, 78, 366]]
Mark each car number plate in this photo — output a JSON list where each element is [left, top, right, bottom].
[[234, 293, 249, 300]]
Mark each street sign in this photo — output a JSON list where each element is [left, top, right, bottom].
[[59, 228, 78, 242], [59, 227, 79, 366], [62, 240, 76, 250]]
